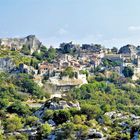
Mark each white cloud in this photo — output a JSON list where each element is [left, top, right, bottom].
[[128, 26, 140, 31]]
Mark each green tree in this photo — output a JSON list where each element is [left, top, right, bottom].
[[5, 115, 23, 132], [111, 47, 118, 54], [46, 47, 56, 62], [61, 66, 75, 78], [56, 122, 76, 140], [15, 73, 46, 98], [40, 46, 47, 53], [75, 124, 89, 139], [6, 134, 28, 140], [39, 123, 52, 137], [101, 104, 111, 112], [30, 58, 39, 69], [7, 101, 30, 116], [122, 66, 134, 78], [102, 115, 112, 125], [0, 98, 9, 109], [53, 110, 71, 124], [73, 115, 82, 124], [32, 51, 43, 60], [21, 45, 31, 55], [81, 104, 102, 119], [25, 116, 39, 127], [80, 70, 89, 77], [43, 110, 54, 121]]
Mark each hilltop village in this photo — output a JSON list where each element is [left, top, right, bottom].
[[1, 35, 140, 88], [1, 35, 140, 139]]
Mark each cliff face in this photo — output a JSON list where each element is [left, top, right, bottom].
[[0, 35, 42, 54], [0, 58, 15, 72]]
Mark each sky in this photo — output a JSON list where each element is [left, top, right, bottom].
[[1, 0, 140, 48]]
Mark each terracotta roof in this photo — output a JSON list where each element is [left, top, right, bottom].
[[39, 63, 54, 70]]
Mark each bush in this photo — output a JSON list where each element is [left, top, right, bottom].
[[122, 66, 134, 78], [53, 110, 71, 124], [39, 123, 52, 137], [21, 45, 31, 55], [7, 101, 31, 116], [43, 110, 54, 121], [4, 115, 23, 132], [15, 73, 46, 98], [61, 67, 75, 78], [25, 116, 39, 127]]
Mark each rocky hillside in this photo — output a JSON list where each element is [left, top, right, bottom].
[[0, 35, 42, 54]]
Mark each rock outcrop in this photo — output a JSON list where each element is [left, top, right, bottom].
[[34, 97, 80, 118], [119, 44, 136, 54], [0, 58, 15, 72], [59, 42, 80, 54], [81, 44, 104, 53], [0, 35, 42, 54]]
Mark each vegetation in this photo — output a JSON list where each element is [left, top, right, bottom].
[[32, 46, 56, 62], [0, 45, 139, 140], [14, 73, 47, 98], [21, 45, 31, 55], [4, 115, 23, 132], [122, 66, 134, 78], [61, 66, 75, 78], [38, 123, 52, 137], [102, 59, 121, 67]]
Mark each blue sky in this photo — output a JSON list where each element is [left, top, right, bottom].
[[1, 0, 140, 48]]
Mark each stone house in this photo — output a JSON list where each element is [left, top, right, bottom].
[[38, 62, 55, 77], [19, 63, 38, 75], [56, 54, 81, 70]]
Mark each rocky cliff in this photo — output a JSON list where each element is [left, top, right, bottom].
[[0, 35, 42, 54], [0, 58, 15, 72]]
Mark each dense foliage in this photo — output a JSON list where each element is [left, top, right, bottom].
[[32, 46, 56, 62], [61, 66, 76, 78], [122, 66, 134, 78]]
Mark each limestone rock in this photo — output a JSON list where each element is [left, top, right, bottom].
[[0, 35, 42, 54], [0, 58, 15, 72], [34, 97, 80, 119]]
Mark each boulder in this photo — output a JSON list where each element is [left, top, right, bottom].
[[88, 129, 104, 139]]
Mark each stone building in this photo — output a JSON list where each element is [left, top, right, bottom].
[[38, 62, 55, 77]]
